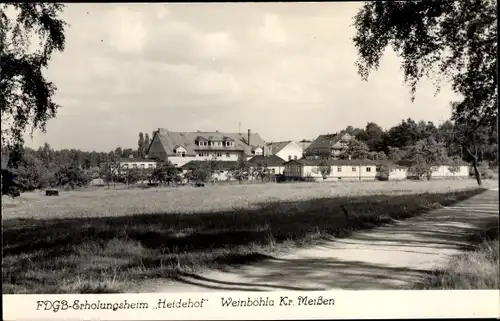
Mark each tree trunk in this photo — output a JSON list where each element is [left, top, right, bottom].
[[472, 157, 482, 186]]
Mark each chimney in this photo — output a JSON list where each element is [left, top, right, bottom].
[[247, 129, 251, 146]]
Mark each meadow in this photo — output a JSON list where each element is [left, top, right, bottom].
[[2, 179, 494, 293]]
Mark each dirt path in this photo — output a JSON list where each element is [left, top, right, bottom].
[[145, 188, 498, 292]]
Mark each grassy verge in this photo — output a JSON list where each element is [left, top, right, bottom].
[[2, 188, 486, 294], [414, 222, 499, 289]]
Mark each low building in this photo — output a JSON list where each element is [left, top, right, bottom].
[[248, 155, 287, 175], [283, 159, 378, 182], [119, 156, 159, 171]]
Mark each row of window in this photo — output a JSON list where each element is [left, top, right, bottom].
[[198, 152, 231, 158], [336, 167, 371, 172], [288, 155, 299, 160], [197, 141, 234, 147], [122, 163, 156, 169]]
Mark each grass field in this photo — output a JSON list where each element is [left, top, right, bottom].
[[1, 179, 493, 293]]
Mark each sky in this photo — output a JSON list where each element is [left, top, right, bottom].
[[21, 2, 460, 152]]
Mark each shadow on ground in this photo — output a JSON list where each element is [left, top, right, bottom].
[[149, 190, 500, 292], [3, 188, 496, 293]]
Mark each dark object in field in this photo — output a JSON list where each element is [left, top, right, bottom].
[[340, 204, 349, 219], [147, 182, 159, 187], [46, 189, 59, 196], [195, 183, 205, 187]]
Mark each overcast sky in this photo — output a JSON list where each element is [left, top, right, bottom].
[[23, 2, 459, 152]]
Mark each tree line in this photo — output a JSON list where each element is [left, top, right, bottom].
[[1, 117, 497, 196]]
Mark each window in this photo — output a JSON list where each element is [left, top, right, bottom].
[[216, 152, 222, 157], [271, 168, 276, 174], [352, 167, 356, 172], [133, 164, 138, 168], [123, 164, 129, 168], [288, 155, 292, 161], [337, 166, 342, 172], [294, 155, 298, 160], [148, 164, 154, 168], [226, 152, 230, 158], [366, 167, 371, 172], [376, 167, 381, 172], [140, 164, 145, 168]]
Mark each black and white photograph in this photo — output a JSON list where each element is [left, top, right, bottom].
[[1, 1, 498, 315]]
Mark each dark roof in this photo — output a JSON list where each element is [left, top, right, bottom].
[[154, 129, 270, 157], [180, 160, 238, 170], [304, 133, 353, 154], [248, 155, 286, 166], [285, 158, 378, 166]]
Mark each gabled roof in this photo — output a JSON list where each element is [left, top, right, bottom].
[[305, 133, 351, 154], [248, 155, 286, 166], [266, 141, 292, 154], [173, 145, 186, 150], [285, 158, 378, 166], [180, 160, 238, 171], [154, 129, 270, 156]]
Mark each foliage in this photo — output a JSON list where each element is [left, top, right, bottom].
[[137, 132, 145, 158], [251, 162, 270, 182], [340, 140, 369, 160], [150, 162, 179, 185], [448, 155, 464, 175], [317, 161, 331, 180], [53, 166, 91, 190], [228, 159, 250, 183], [406, 137, 449, 180], [184, 161, 214, 183], [353, 0, 497, 185], [1, 4, 67, 148], [368, 151, 388, 161]]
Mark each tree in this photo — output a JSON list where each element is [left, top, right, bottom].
[[353, 1, 497, 186], [251, 161, 269, 182], [386, 119, 420, 148], [144, 133, 150, 156], [452, 118, 493, 185], [228, 159, 250, 184], [317, 161, 331, 181], [184, 161, 214, 183], [368, 151, 388, 161], [150, 161, 179, 185], [340, 140, 369, 160], [448, 155, 463, 177], [406, 137, 449, 180], [362, 122, 385, 152], [1, 4, 67, 148], [138, 132, 145, 158]]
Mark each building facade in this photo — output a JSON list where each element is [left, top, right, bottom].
[[284, 159, 378, 182], [147, 128, 270, 167]]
